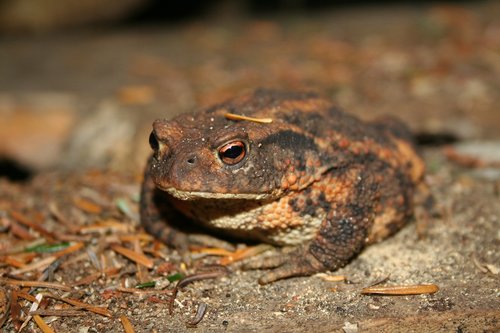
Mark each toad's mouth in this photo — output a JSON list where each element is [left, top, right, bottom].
[[157, 185, 274, 201]]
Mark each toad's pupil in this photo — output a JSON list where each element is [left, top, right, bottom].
[[223, 145, 243, 159], [149, 132, 159, 151]]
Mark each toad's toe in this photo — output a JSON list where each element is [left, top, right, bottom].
[[244, 246, 325, 284]]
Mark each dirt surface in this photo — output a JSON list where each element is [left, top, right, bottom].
[[0, 151, 499, 332], [1, 1, 499, 332]]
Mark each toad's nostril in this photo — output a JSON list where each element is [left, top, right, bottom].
[[187, 156, 196, 164]]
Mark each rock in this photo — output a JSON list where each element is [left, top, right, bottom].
[[0, 93, 78, 169], [444, 141, 500, 168]]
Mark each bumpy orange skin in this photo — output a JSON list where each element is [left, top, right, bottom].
[[140, 89, 427, 284]]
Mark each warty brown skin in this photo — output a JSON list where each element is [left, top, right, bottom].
[[140, 89, 426, 284]]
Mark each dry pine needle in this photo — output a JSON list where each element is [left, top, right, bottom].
[[361, 284, 439, 295]]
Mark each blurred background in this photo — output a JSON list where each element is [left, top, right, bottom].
[[1, 0, 499, 180]]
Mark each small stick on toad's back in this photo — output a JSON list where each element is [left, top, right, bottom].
[[224, 113, 273, 123], [361, 284, 439, 295]]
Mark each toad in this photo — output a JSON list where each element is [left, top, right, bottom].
[[140, 89, 427, 284]]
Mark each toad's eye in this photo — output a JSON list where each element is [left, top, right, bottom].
[[149, 131, 159, 151], [218, 141, 246, 165]]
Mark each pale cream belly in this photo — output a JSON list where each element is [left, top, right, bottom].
[[171, 197, 324, 246]]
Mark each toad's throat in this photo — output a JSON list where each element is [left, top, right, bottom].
[[159, 187, 322, 246]]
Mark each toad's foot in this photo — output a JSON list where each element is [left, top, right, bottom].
[[244, 246, 325, 284]]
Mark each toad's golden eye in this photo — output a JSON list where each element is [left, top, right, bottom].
[[218, 141, 246, 165]]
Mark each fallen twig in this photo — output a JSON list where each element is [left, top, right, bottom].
[[361, 284, 439, 295]]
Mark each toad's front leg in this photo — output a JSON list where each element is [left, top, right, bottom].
[[140, 161, 189, 250], [247, 206, 373, 284]]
